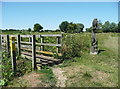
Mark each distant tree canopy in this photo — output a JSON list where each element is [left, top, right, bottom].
[[86, 21, 118, 33], [59, 21, 84, 33], [33, 23, 43, 32], [28, 28, 31, 32], [118, 22, 120, 32]]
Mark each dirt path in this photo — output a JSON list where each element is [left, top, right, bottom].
[[52, 68, 67, 87], [8, 72, 43, 87]]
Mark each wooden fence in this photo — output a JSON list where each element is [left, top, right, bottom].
[[1, 34, 63, 72]]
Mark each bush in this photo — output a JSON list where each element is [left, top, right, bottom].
[[61, 33, 91, 59]]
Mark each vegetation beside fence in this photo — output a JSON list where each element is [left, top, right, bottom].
[[0, 32, 119, 87]]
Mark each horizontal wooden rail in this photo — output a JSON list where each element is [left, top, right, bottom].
[[40, 34, 62, 37], [36, 43, 61, 46], [21, 47, 62, 56], [21, 41, 61, 47], [20, 35, 32, 38], [21, 41, 32, 44]]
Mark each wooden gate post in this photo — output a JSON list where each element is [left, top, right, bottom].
[[0, 35, 1, 49], [32, 35, 36, 70], [10, 36, 16, 75], [0, 35, 2, 82], [40, 36, 44, 51], [17, 35, 21, 56], [6, 35, 10, 56], [56, 36, 61, 53]]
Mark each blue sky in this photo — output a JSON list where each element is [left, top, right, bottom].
[[2, 2, 118, 30]]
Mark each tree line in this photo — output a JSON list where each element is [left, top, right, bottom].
[[3, 20, 120, 33], [86, 21, 119, 33], [33, 20, 119, 33]]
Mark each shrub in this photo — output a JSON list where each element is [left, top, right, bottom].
[[61, 33, 91, 59]]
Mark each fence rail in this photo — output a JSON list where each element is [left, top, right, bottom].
[[1, 34, 63, 72]]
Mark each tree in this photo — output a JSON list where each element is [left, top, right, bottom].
[[86, 27, 92, 32], [102, 21, 110, 32], [59, 21, 69, 33], [67, 22, 75, 33], [118, 22, 120, 32], [59, 21, 84, 33], [110, 22, 118, 32], [75, 23, 84, 33], [28, 28, 31, 32], [33, 23, 43, 32]]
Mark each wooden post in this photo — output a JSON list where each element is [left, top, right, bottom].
[[0, 35, 2, 51], [0, 35, 2, 82], [17, 35, 21, 56], [29, 37, 32, 42], [6, 35, 10, 56], [40, 36, 44, 51], [10, 36, 16, 75], [32, 35, 36, 70], [56, 36, 61, 53]]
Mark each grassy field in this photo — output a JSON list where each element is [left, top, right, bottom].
[[1, 32, 119, 87], [55, 33, 119, 87]]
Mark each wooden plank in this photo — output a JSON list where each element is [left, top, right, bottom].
[[20, 35, 32, 38], [21, 41, 32, 44], [21, 47, 62, 56], [32, 35, 36, 70], [21, 51, 61, 62], [56, 36, 61, 53], [0, 35, 2, 52], [9, 35, 17, 37], [21, 45, 32, 49], [17, 35, 21, 56], [36, 35, 41, 38], [36, 43, 61, 47], [40, 36, 44, 51], [6, 35, 10, 56], [20, 41, 61, 46], [41, 34, 62, 37], [1, 35, 7, 37], [10, 36, 16, 75], [1, 42, 6, 45]]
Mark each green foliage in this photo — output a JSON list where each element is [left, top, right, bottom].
[[61, 33, 90, 59], [86, 27, 92, 32], [59, 21, 84, 33], [28, 28, 32, 32], [0, 51, 14, 86], [0, 51, 32, 86], [33, 23, 43, 32], [118, 22, 120, 32], [59, 21, 69, 33], [83, 71, 92, 79], [86, 21, 118, 33]]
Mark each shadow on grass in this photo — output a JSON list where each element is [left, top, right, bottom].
[[98, 49, 105, 54]]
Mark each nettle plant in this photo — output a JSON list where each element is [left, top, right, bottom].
[[61, 34, 81, 59], [61, 33, 90, 59], [0, 51, 14, 86]]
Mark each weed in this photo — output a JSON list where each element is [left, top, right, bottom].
[[37, 68, 56, 87], [83, 71, 93, 79]]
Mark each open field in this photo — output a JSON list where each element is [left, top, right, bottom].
[[1, 32, 119, 87]]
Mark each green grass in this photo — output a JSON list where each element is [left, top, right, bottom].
[[1, 32, 119, 87], [56, 33, 119, 87], [36, 68, 56, 87]]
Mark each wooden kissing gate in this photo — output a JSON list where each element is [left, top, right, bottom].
[[0, 34, 63, 73]]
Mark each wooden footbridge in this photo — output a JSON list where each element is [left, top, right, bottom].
[[0, 34, 63, 71]]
